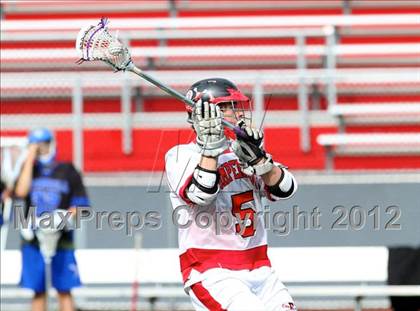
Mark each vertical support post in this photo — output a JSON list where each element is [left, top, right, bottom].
[[296, 34, 310, 152], [122, 74, 133, 155], [72, 77, 83, 172], [72, 77, 87, 251], [168, 0, 177, 18], [326, 25, 337, 110], [134, 86, 144, 112], [342, 0, 352, 15], [325, 146, 334, 172], [252, 76, 264, 130], [158, 28, 167, 48], [157, 28, 167, 65], [338, 116, 346, 133]]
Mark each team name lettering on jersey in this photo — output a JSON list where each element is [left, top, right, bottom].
[[218, 159, 247, 189]]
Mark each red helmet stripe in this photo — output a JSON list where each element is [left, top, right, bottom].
[[212, 88, 249, 104]]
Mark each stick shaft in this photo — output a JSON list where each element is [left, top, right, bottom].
[[128, 65, 236, 130], [0, 198, 12, 251]]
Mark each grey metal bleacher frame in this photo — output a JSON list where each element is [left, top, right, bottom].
[[2, 285, 420, 311]]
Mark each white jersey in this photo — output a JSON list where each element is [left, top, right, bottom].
[[165, 142, 293, 283]]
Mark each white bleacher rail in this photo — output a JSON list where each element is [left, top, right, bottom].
[[329, 103, 420, 132], [2, 14, 419, 32], [2, 25, 419, 42], [329, 103, 420, 116], [2, 43, 418, 67], [318, 133, 420, 146], [0, 27, 323, 42], [2, 68, 418, 93]]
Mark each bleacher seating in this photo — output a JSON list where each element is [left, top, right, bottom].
[[2, 247, 420, 310], [329, 103, 420, 131], [1, 0, 419, 171]]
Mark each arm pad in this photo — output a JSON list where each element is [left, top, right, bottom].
[[267, 168, 297, 199], [186, 165, 220, 206]]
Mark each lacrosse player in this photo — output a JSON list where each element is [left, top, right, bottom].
[[14, 128, 90, 311], [165, 78, 298, 311]]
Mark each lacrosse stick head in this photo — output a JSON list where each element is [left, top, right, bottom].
[[76, 17, 133, 71], [36, 229, 61, 264]]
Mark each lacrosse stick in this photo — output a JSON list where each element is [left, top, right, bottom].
[[1, 138, 28, 251], [36, 228, 61, 311], [76, 18, 247, 139]]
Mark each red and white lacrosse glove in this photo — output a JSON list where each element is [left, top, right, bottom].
[[231, 121, 273, 176], [192, 99, 228, 157]]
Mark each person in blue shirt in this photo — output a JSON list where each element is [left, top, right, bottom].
[[15, 128, 90, 311]]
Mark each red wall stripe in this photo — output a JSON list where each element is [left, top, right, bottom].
[[2, 127, 420, 171]]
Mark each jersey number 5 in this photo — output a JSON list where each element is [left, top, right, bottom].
[[231, 190, 256, 238]]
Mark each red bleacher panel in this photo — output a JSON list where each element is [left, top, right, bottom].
[[84, 127, 420, 171], [346, 125, 420, 134], [3, 94, 419, 115], [3, 126, 419, 172], [80, 127, 335, 172], [340, 35, 420, 44], [83, 129, 196, 172], [0, 97, 307, 114], [1, 99, 72, 114]]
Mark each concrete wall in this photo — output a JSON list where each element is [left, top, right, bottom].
[[5, 183, 420, 249]]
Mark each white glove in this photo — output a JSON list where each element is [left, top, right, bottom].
[[231, 121, 273, 176], [192, 99, 228, 157]]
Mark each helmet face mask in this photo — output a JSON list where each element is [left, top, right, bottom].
[[218, 100, 253, 128]]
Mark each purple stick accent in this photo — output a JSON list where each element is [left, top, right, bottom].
[[233, 126, 248, 140], [85, 18, 108, 60]]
